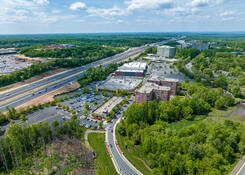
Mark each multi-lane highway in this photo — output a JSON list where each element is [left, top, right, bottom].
[[0, 46, 147, 112]]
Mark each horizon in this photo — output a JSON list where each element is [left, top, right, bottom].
[[1, 31, 245, 36]]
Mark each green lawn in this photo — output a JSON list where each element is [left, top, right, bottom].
[[116, 125, 152, 175], [169, 119, 201, 131], [88, 133, 117, 175], [170, 104, 245, 132]]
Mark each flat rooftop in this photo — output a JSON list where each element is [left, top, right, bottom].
[[94, 96, 124, 116], [158, 46, 175, 49], [97, 76, 142, 90], [149, 75, 179, 83], [118, 62, 147, 71], [137, 82, 171, 94]]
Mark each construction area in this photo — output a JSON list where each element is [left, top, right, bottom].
[[0, 48, 17, 55], [0, 55, 34, 75], [93, 97, 124, 118], [30, 138, 95, 175]]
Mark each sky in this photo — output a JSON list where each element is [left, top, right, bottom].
[[0, 0, 244, 34]]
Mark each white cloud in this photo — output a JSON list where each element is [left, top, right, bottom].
[[220, 11, 235, 17], [33, 12, 77, 23], [86, 6, 129, 18], [126, 0, 173, 11], [188, 0, 209, 7], [52, 9, 61, 14], [221, 17, 234, 21], [116, 19, 125, 24], [33, 0, 50, 5], [70, 2, 87, 11]]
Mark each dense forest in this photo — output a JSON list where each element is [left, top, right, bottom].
[[19, 43, 123, 58], [175, 46, 245, 98], [118, 116, 245, 175], [0, 33, 170, 48]]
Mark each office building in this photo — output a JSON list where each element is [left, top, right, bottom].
[[135, 76, 179, 104], [157, 46, 176, 58]]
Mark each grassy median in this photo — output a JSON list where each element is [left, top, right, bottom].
[[88, 133, 118, 175], [116, 125, 152, 175]]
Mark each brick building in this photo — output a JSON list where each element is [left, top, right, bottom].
[[135, 82, 171, 104], [147, 76, 178, 96], [135, 76, 178, 104]]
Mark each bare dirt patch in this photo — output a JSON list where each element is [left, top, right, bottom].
[[15, 81, 80, 111], [30, 137, 96, 175], [15, 54, 73, 61]]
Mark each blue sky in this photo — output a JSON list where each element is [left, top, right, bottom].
[[0, 0, 244, 34]]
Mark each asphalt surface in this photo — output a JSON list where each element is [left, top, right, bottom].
[[106, 97, 141, 175], [0, 46, 147, 112], [238, 165, 245, 175]]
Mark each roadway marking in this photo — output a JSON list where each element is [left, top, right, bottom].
[[0, 49, 146, 109], [0, 68, 73, 95], [236, 160, 245, 175], [34, 113, 60, 124], [0, 70, 85, 106]]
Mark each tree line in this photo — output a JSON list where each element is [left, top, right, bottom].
[[0, 119, 86, 174], [116, 84, 239, 175], [20, 44, 123, 59], [77, 63, 120, 87], [118, 118, 245, 175]]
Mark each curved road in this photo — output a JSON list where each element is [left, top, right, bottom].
[[106, 98, 143, 175]]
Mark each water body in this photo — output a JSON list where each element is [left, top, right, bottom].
[[228, 104, 245, 117]]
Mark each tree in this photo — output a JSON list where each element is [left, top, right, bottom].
[[98, 121, 103, 128], [232, 86, 243, 98], [184, 78, 190, 83], [83, 110, 88, 116], [82, 88, 90, 94], [117, 123, 126, 136], [215, 97, 226, 109], [102, 91, 108, 97], [56, 102, 61, 108], [223, 94, 235, 107], [71, 109, 76, 115], [20, 114, 26, 121], [84, 103, 90, 110], [109, 111, 115, 117], [66, 105, 70, 111], [214, 74, 228, 89], [71, 115, 77, 120]]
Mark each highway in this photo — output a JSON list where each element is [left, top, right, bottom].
[[0, 46, 147, 112]]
